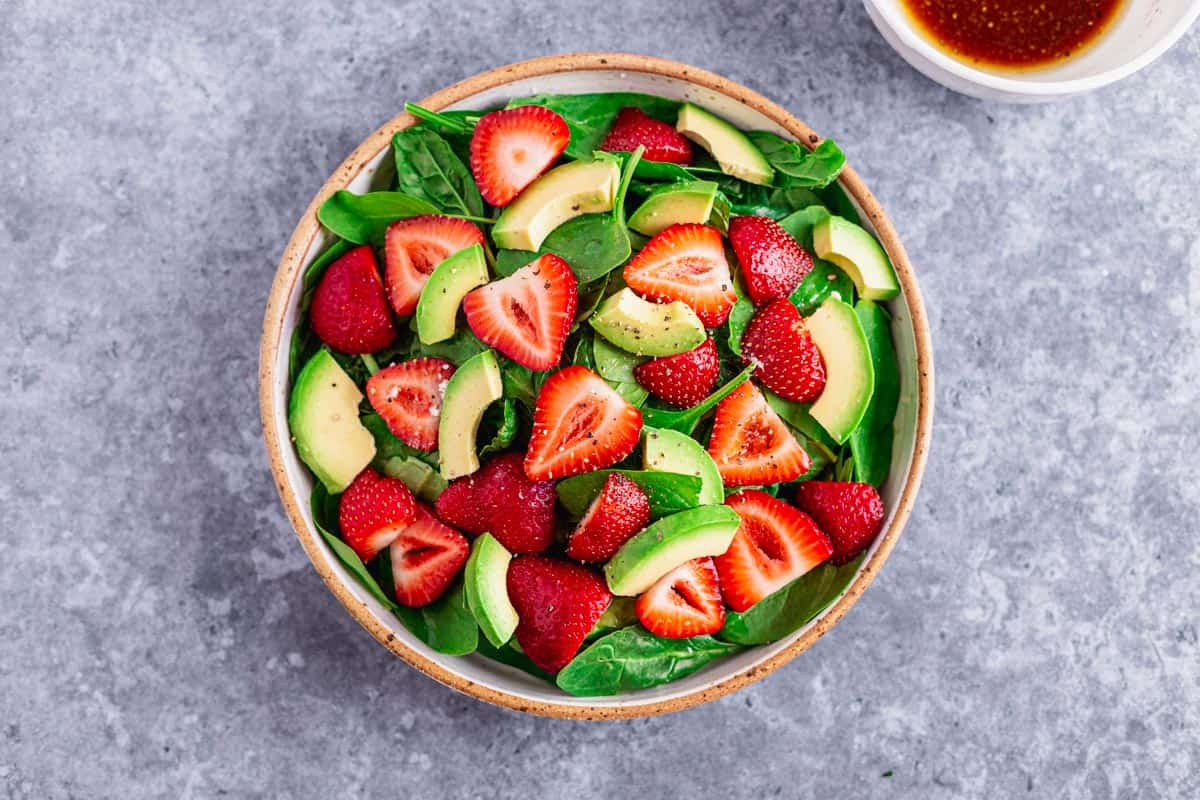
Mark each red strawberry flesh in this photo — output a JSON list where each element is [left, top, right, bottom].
[[338, 469, 418, 563], [633, 338, 719, 409], [794, 481, 885, 565], [507, 555, 612, 673], [566, 473, 651, 563], [740, 299, 826, 403], [384, 215, 484, 317], [707, 381, 811, 487], [623, 223, 736, 327], [388, 504, 469, 607], [635, 557, 725, 638], [728, 215, 814, 305], [365, 358, 455, 451], [600, 107, 693, 164], [469, 106, 570, 207]]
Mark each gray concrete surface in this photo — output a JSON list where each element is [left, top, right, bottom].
[[2, 1, 1197, 797]]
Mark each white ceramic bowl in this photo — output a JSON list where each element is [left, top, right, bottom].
[[865, 0, 1200, 102], [259, 54, 934, 719]]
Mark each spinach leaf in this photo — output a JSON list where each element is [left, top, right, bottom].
[[718, 554, 865, 645], [478, 398, 519, 458], [789, 260, 855, 315], [393, 127, 484, 218], [745, 133, 846, 189], [310, 485, 399, 611], [632, 159, 695, 183], [770, 186, 825, 215], [556, 470, 704, 518], [378, 552, 478, 656], [762, 389, 838, 451], [494, 214, 631, 282], [587, 597, 638, 640], [475, 637, 552, 681], [778, 205, 831, 250], [848, 301, 900, 486], [592, 335, 645, 383], [573, 274, 610, 331], [317, 190, 439, 244], [404, 102, 479, 135], [500, 359, 537, 410], [725, 277, 754, 357], [819, 181, 862, 226], [405, 326, 486, 365], [361, 412, 439, 467], [570, 331, 595, 369], [556, 627, 742, 696], [507, 93, 680, 159], [641, 363, 755, 435]]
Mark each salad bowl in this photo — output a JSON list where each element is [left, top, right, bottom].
[[259, 52, 933, 719]]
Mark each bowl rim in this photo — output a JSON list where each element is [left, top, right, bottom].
[[864, 0, 1200, 97], [258, 52, 934, 720]]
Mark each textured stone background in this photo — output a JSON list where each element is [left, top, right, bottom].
[[2, 1, 1197, 797]]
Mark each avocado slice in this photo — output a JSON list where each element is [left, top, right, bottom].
[[464, 532, 519, 648], [589, 288, 706, 357], [676, 103, 774, 186], [416, 244, 489, 345], [380, 456, 447, 502], [288, 350, 376, 494], [493, 158, 621, 252], [806, 297, 876, 444], [437, 349, 503, 479], [643, 427, 724, 506], [605, 505, 741, 596], [627, 180, 720, 237], [812, 216, 900, 301]]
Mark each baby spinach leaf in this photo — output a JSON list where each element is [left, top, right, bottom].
[[592, 335, 645, 383], [475, 637, 552, 681], [789, 259, 854, 315], [500, 359, 537, 410], [478, 398, 519, 458], [587, 597, 638, 641], [718, 554, 865, 645], [570, 331, 596, 369], [573, 274, 610, 331], [745, 133, 846, 189], [376, 550, 478, 656], [641, 363, 755, 435], [848, 300, 900, 487], [404, 102, 479, 136], [317, 190, 439, 244], [309, 485, 399, 612], [556, 627, 742, 696], [507, 93, 680, 159], [495, 214, 631, 283], [632, 159, 695, 183], [770, 186, 825, 215], [725, 276, 754, 357], [361, 412, 439, 467], [392, 127, 485, 218], [556, 470, 704, 519], [778, 205, 831, 250], [405, 326, 486, 365], [762, 389, 838, 451], [819, 181, 862, 226]]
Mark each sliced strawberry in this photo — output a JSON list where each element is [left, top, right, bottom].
[[384, 215, 485, 317], [707, 381, 811, 487], [794, 481, 886, 565], [635, 557, 725, 638], [524, 366, 643, 481], [740, 299, 826, 403], [507, 555, 612, 673], [633, 337, 719, 409], [623, 224, 736, 327], [728, 215, 814, 305], [463, 254, 577, 371], [338, 468, 418, 563], [365, 358, 455, 451], [434, 452, 556, 553], [566, 473, 651, 563], [715, 491, 833, 612], [309, 245, 396, 354], [469, 106, 570, 207], [600, 107, 693, 164], [388, 504, 469, 607]]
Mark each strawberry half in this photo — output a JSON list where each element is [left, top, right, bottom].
[[524, 366, 643, 481], [469, 106, 570, 207], [435, 452, 557, 554], [463, 253, 577, 371], [384, 215, 484, 317], [707, 381, 811, 487], [728, 215, 814, 305], [507, 555, 612, 673], [566, 473, 651, 563], [794, 481, 886, 565], [716, 491, 833, 612], [740, 299, 826, 403], [388, 504, 469, 607], [365, 358, 455, 451], [633, 337, 719, 409], [600, 107, 693, 164], [309, 245, 396, 354], [338, 468, 418, 563], [635, 557, 725, 638], [623, 224, 736, 327]]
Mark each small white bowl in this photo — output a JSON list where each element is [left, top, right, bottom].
[[865, 0, 1200, 102]]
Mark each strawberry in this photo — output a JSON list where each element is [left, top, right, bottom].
[[338, 468, 418, 563], [600, 107, 693, 164], [507, 555, 612, 673], [463, 254, 577, 371], [384, 215, 484, 317], [635, 558, 725, 638], [707, 381, 811, 486], [728, 215, 814, 305], [469, 106, 570, 207], [309, 245, 396, 354], [740, 299, 826, 403], [435, 452, 556, 554], [794, 481, 886, 565], [388, 504, 469, 607], [623, 224, 736, 327], [566, 473, 651, 563], [715, 491, 833, 612], [632, 337, 719, 409], [364, 358, 455, 451], [524, 366, 643, 481]]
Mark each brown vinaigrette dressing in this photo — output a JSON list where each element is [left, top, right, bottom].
[[901, 0, 1127, 71]]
